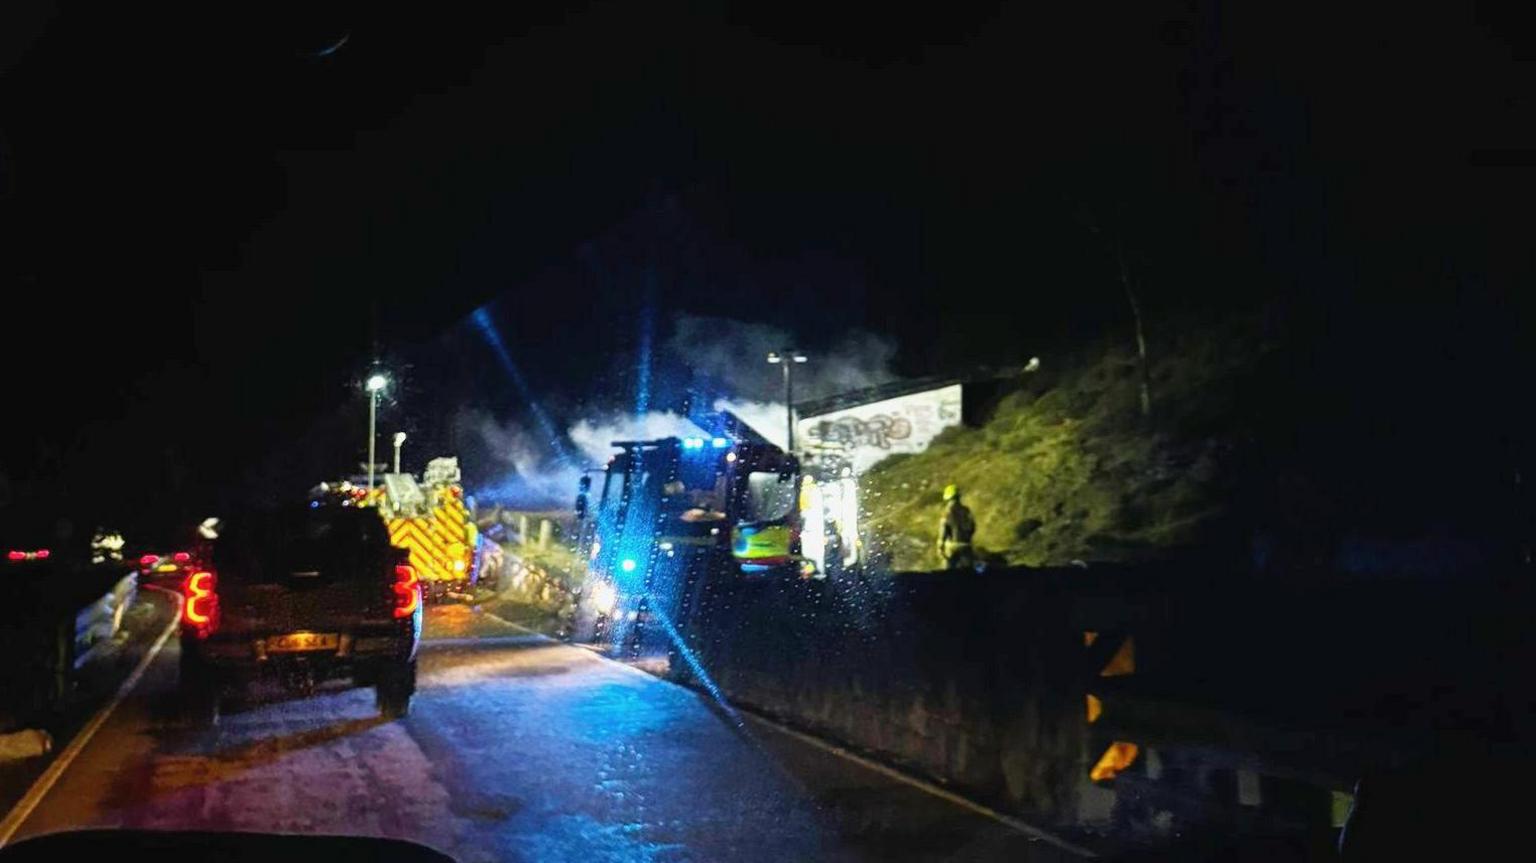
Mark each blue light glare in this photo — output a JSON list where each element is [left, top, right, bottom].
[[682, 437, 705, 449], [649, 606, 741, 727], [635, 299, 654, 416], [621, 558, 638, 572], [470, 307, 572, 465], [711, 437, 728, 448]]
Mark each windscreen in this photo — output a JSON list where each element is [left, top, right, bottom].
[[742, 471, 796, 523]]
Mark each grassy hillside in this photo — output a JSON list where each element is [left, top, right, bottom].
[[861, 317, 1272, 570]]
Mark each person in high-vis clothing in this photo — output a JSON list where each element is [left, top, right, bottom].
[[936, 484, 976, 569]]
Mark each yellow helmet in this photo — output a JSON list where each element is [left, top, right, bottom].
[[943, 484, 959, 501]]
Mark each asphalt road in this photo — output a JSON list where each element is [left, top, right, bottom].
[[5, 601, 1080, 862]]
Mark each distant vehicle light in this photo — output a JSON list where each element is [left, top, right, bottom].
[[711, 437, 728, 448], [682, 437, 704, 449], [34, 549, 50, 559], [6, 551, 25, 561], [725, 451, 737, 462], [173, 551, 191, 563], [658, 542, 674, 551], [140, 554, 159, 566], [621, 558, 637, 572]]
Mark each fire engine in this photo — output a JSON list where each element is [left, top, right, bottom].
[[570, 414, 859, 644]]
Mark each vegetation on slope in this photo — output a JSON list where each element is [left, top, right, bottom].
[[861, 316, 1272, 570]]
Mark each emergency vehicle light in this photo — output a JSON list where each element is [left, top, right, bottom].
[[682, 437, 705, 449], [711, 437, 728, 448]]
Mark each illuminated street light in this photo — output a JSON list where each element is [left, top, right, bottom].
[[393, 431, 407, 474], [766, 349, 807, 451], [364, 372, 389, 491]]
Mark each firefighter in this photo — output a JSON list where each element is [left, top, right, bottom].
[[936, 484, 976, 570]]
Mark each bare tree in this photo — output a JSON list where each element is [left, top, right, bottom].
[[1073, 201, 1153, 418]]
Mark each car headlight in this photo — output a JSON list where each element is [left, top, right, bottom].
[[589, 581, 617, 614]]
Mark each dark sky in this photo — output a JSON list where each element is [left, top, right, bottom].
[[3, 2, 1535, 526]]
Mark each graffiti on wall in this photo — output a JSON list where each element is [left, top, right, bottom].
[[799, 383, 963, 474], [806, 414, 914, 450]]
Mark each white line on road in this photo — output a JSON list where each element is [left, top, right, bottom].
[[736, 709, 1098, 859], [0, 587, 183, 848], [475, 608, 1096, 857]]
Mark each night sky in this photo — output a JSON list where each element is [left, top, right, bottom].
[[2, 2, 1534, 530]]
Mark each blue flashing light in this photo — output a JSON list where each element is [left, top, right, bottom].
[[711, 436, 728, 448], [620, 558, 637, 572], [682, 437, 705, 449], [309, 500, 320, 509]]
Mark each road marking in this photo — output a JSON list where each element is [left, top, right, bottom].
[[473, 607, 1096, 858], [420, 635, 550, 650], [736, 708, 1099, 859], [0, 588, 182, 848], [476, 609, 547, 637]]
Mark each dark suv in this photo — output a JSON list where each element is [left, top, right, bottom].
[[178, 506, 422, 725]]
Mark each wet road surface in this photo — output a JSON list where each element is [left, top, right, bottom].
[[9, 601, 1080, 862]]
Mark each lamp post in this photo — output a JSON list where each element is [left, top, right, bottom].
[[766, 350, 807, 452], [365, 373, 388, 491], [392, 432, 407, 475]]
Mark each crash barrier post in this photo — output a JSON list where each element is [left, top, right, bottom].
[[681, 563, 1531, 844]]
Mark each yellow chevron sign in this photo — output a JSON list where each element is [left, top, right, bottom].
[[388, 498, 475, 585]]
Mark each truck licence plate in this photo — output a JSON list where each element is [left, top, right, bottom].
[[266, 632, 340, 653]]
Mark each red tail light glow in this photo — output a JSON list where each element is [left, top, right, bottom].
[[182, 570, 219, 635], [392, 564, 420, 619], [140, 554, 159, 566], [173, 551, 191, 563], [6, 549, 49, 561]]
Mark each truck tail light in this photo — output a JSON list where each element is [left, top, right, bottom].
[[392, 564, 420, 619], [182, 570, 219, 636]]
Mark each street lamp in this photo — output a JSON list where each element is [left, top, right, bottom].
[[766, 350, 808, 452], [393, 431, 407, 475], [365, 373, 388, 491]]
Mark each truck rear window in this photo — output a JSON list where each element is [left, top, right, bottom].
[[212, 508, 387, 581]]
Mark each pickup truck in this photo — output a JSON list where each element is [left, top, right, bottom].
[[178, 506, 422, 726]]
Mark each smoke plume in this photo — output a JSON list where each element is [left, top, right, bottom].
[[668, 314, 899, 404], [456, 408, 579, 508], [568, 412, 705, 465]]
